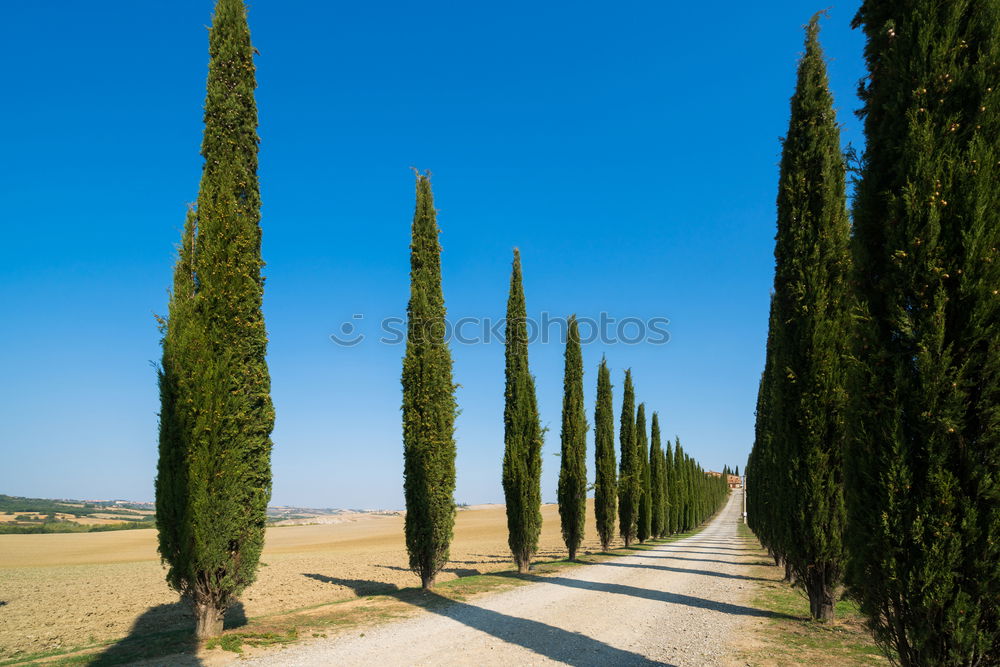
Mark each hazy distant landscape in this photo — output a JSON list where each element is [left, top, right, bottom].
[[0, 494, 406, 533]]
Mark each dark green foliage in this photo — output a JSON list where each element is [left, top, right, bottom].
[[649, 412, 666, 538], [748, 298, 787, 567], [502, 249, 544, 573], [617, 370, 638, 545], [749, 15, 851, 622], [664, 436, 675, 535], [735, 465, 739, 477], [557, 316, 588, 560], [402, 173, 458, 590], [155, 0, 273, 638], [593, 358, 617, 550], [847, 2, 1000, 663], [635, 404, 652, 543]]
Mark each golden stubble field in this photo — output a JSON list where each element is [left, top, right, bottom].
[[0, 502, 605, 659]]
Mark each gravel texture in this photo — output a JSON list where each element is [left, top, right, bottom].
[[244, 490, 761, 666]]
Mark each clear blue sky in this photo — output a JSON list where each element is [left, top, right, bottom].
[[0, 1, 865, 508]]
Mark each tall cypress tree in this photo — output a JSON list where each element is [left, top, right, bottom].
[[502, 249, 543, 573], [766, 15, 851, 621], [155, 0, 273, 638], [617, 370, 638, 546], [593, 357, 617, 550], [663, 432, 675, 535], [649, 412, 665, 539], [557, 315, 587, 560], [635, 403, 652, 543], [848, 3, 1000, 662], [402, 173, 457, 590]]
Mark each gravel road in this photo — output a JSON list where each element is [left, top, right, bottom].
[[245, 490, 765, 666]]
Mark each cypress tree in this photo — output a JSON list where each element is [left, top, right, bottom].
[[617, 370, 638, 546], [848, 2, 1000, 662], [635, 403, 652, 543], [401, 173, 458, 590], [766, 15, 851, 621], [664, 434, 675, 535], [557, 315, 587, 561], [659, 447, 669, 537], [593, 357, 617, 551], [649, 412, 666, 539], [502, 249, 543, 573], [155, 0, 273, 638]]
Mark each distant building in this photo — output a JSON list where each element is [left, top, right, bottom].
[[708, 471, 742, 489]]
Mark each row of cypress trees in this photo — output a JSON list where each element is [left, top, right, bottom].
[[403, 180, 731, 578], [749, 7, 1000, 665], [587, 362, 731, 552], [154, 0, 733, 638]]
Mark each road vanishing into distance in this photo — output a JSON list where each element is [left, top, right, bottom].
[[245, 490, 768, 666]]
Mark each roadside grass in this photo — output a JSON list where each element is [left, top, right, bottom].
[[732, 523, 889, 667], [13, 526, 711, 665]]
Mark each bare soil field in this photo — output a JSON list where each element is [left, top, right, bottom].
[[0, 502, 605, 660]]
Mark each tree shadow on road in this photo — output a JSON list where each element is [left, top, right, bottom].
[[596, 560, 772, 582], [302, 573, 672, 666], [632, 553, 764, 566], [511, 574, 797, 620]]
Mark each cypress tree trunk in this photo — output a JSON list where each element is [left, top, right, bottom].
[[557, 316, 588, 561], [848, 2, 1000, 663], [402, 173, 458, 591], [617, 370, 638, 546], [766, 14, 851, 621], [635, 404, 652, 543], [593, 358, 617, 551], [502, 249, 543, 574], [649, 412, 665, 538], [155, 0, 273, 639]]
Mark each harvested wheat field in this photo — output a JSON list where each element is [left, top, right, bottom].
[[0, 502, 604, 660]]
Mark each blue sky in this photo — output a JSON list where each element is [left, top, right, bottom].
[[0, 1, 865, 508]]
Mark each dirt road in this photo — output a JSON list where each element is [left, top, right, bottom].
[[245, 490, 766, 666]]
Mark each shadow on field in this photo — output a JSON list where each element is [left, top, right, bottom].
[[302, 574, 670, 666], [304, 573, 399, 596], [374, 563, 484, 578], [89, 601, 247, 665], [595, 560, 772, 582]]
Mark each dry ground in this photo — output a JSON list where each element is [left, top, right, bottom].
[[0, 502, 606, 660]]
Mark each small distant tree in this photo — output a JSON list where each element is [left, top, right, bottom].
[[402, 172, 458, 590], [593, 358, 617, 550], [557, 315, 588, 560], [617, 370, 638, 546], [635, 404, 652, 543], [502, 249, 544, 573]]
